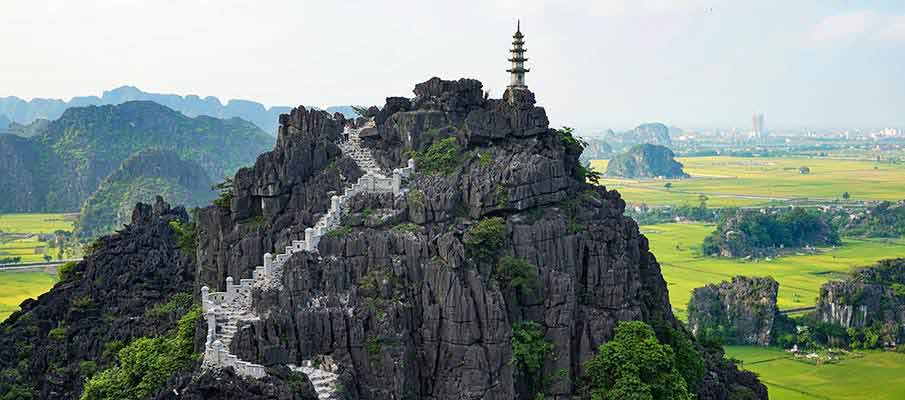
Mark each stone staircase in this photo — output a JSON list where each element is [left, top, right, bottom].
[[201, 122, 414, 397]]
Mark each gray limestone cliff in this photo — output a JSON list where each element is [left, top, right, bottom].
[[604, 143, 688, 179], [687, 276, 779, 346], [190, 77, 765, 400], [815, 258, 905, 344]]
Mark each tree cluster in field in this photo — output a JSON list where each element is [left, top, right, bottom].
[[626, 195, 724, 225], [830, 200, 905, 238], [702, 208, 840, 258]]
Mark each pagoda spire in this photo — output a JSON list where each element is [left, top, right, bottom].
[[507, 20, 529, 89]]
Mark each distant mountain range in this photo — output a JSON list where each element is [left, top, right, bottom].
[[0, 86, 359, 134], [0, 101, 273, 218]]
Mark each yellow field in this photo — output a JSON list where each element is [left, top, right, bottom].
[[590, 156, 905, 206], [0, 213, 77, 234], [0, 271, 58, 321], [644, 223, 905, 320]]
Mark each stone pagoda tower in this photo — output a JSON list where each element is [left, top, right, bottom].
[[507, 20, 529, 90]]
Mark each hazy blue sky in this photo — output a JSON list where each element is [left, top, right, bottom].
[[2, 0, 903, 130]]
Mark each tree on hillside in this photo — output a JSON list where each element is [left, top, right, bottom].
[[664, 182, 673, 190], [582, 321, 693, 400], [842, 192, 850, 200]]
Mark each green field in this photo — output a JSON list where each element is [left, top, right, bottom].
[[0, 213, 78, 234], [0, 214, 75, 320], [645, 223, 905, 320], [0, 213, 78, 263], [590, 156, 905, 207], [726, 346, 905, 399], [0, 271, 58, 321]]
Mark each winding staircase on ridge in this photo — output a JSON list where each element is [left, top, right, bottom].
[[199, 120, 415, 399]]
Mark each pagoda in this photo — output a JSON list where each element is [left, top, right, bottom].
[[507, 20, 529, 90]]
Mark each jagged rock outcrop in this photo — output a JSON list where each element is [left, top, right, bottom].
[[156, 367, 318, 400], [0, 197, 195, 400], [604, 143, 687, 179], [815, 258, 905, 344], [192, 77, 765, 399], [688, 276, 779, 345]]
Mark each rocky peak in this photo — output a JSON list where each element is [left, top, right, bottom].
[[192, 77, 766, 399], [688, 276, 779, 346]]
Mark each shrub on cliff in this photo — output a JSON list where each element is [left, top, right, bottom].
[[80, 306, 201, 400], [413, 137, 461, 175], [463, 217, 506, 262], [582, 321, 693, 400]]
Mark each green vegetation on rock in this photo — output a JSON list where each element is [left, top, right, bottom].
[[582, 321, 693, 400], [413, 137, 461, 175], [80, 306, 201, 400], [463, 217, 506, 262]]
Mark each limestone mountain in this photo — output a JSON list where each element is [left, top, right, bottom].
[[0, 101, 272, 213], [0, 198, 198, 399], [76, 149, 216, 238], [688, 276, 779, 345], [183, 77, 764, 399], [0, 114, 9, 131], [0, 78, 767, 400], [815, 258, 905, 346], [1, 86, 360, 134], [605, 143, 689, 178], [599, 122, 673, 153]]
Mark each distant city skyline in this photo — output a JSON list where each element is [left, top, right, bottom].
[[2, 1, 904, 131]]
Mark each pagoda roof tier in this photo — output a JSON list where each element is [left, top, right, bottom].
[[506, 67, 530, 73], [508, 57, 529, 62], [512, 40, 525, 45], [510, 48, 527, 53], [513, 32, 524, 39]]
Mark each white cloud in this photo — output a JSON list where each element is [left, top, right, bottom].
[[810, 11, 872, 42], [810, 11, 905, 43], [876, 15, 905, 41]]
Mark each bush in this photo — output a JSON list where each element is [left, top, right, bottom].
[[57, 261, 81, 281], [495, 256, 539, 296], [582, 321, 693, 400], [392, 222, 421, 234], [48, 324, 67, 341], [511, 321, 553, 377], [211, 177, 234, 209], [414, 137, 461, 175], [325, 226, 353, 238], [80, 307, 201, 400], [145, 292, 194, 319], [168, 220, 197, 257], [463, 217, 506, 262]]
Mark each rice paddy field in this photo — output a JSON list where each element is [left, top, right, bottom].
[[0, 213, 77, 263], [0, 213, 74, 320], [0, 271, 58, 321], [725, 346, 905, 399], [644, 222, 905, 320], [589, 156, 905, 207]]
